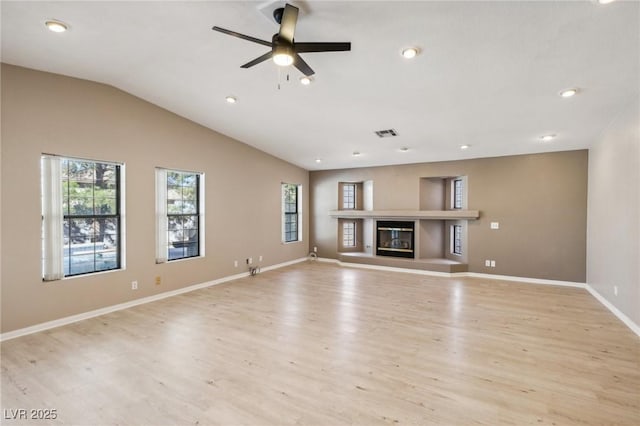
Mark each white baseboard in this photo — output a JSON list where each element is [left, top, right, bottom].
[[321, 257, 638, 337], [585, 284, 640, 338], [463, 272, 586, 288], [0, 257, 308, 342], [320, 257, 586, 286]]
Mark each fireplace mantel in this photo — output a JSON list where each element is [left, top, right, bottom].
[[329, 209, 479, 220]]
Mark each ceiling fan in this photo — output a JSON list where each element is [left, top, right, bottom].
[[212, 3, 351, 77]]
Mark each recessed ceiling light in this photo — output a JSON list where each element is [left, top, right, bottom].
[[45, 20, 68, 33], [598, 0, 616, 4], [315, 158, 322, 163], [460, 144, 470, 150], [352, 151, 361, 157], [560, 88, 578, 98], [401, 47, 419, 59], [540, 134, 556, 142], [399, 147, 409, 152], [225, 96, 237, 104], [300, 76, 312, 85]]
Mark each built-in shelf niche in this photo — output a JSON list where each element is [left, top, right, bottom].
[[419, 175, 468, 211], [337, 180, 374, 211], [420, 177, 447, 210]]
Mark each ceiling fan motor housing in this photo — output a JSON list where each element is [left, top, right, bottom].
[[273, 7, 284, 24]]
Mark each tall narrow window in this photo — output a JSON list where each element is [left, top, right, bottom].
[[343, 183, 356, 209], [42, 155, 123, 279], [452, 224, 463, 255], [453, 178, 463, 209], [282, 183, 301, 243], [156, 169, 204, 262], [343, 221, 356, 247]]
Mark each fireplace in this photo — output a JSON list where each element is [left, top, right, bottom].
[[376, 220, 415, 258]]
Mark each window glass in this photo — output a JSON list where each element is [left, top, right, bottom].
[[343, 222, 356, 247], [343, 183, 356, 209], [283, 183, 300, 243], [42, 156, 122, 279]]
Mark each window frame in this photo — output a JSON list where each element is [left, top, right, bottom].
[[342, 221, 356, 247], [452, 224, 463, 255], [453, 178, 463, 210], [342, 183, 357, 210], [42, 155, 124, 280], [155, 168, 205, 263], [282, 183, 302, 243]]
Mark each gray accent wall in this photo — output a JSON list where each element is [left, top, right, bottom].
[[310, 150, 589, 283], [587, 97, 640, 326]]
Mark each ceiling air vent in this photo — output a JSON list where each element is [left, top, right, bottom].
[[375, 129, 398, 138]]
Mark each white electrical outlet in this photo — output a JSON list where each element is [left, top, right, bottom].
[[259, 255, 263, 262], [131, 281, 138, 290], [234, 260, 238, 267], [491, 222, 500, 229], [313, 246, 318, 253], [490, 260, 496, 267], [614, 285, 618, 296], [485, 260, 491, 267]]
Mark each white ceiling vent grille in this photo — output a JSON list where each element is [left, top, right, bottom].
[[375, 129, 398, 138]]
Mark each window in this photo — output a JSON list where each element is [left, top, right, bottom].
[[282, 183, 301, 243], [452, 224, 462, 255], [343, 183, 356, 209], [42, 155, 122, 279], [453, 178, 463, 209], [343, 221, 356, 247], [155, 169, 204, 262]]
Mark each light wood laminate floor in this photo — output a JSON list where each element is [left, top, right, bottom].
[[1, 261, 639, 425]]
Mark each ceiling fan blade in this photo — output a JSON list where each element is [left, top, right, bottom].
[[295, 42, 351, 53], [278, 4, 299, 43], [240, 51, 273, 68], [293, 54, 315, 77], [212, 26, 272, 47]]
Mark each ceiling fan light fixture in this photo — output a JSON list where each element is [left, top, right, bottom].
[[45, 20, 68, 33], [401, 47, 419, 59], [273, 52, 294, 66], [273, 44, 294, 66]]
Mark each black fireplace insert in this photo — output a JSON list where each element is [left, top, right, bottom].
[[376, 220, 415, 258]]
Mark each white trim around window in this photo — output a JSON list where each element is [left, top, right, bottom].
[[155, 167, 205, 263], [282, 182, 302, 243]]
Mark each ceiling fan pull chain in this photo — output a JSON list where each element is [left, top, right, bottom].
[[277, 67, 281, 90]]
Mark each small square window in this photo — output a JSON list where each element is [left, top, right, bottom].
[[453, 179, 463, 209], [343, 183, 356, 209], [343, 221, 356, 247], [452, 224, 463, 255]]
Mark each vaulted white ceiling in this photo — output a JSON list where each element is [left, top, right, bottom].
[[2, 1, 639, 170]]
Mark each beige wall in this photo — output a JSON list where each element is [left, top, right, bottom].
[[0, 64, 309, 333], [587, 97, 640, 326], [310, 150, 588, 282]]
